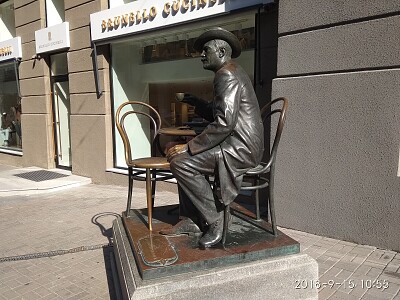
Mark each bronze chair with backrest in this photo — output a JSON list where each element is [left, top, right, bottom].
[[221, 97, 288, 244], [115, 101, 174, 231]]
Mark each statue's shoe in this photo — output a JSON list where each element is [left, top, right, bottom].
[[160, 218, 202, 236], [198, 212, 233, 249], [198, 217, 224, 249]]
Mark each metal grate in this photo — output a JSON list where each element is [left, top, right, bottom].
[[14, 170, 69, 182]]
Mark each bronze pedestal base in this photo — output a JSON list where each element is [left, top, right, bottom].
[[120, 205, 299, 280], [112, 206, 319, 300]]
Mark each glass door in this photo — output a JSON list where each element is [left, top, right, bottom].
[[50, 53, 70, 168], [52, 78, 71, 168]]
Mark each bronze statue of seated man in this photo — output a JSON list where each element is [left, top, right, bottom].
[[160, 27, 264, 249]]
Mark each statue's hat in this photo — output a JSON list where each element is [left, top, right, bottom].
[[193, 27, 241, 58]]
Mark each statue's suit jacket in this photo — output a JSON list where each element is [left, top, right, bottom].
[[187, 60, 264, 205]]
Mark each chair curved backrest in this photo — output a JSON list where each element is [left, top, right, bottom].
[[115, 101, 162, 165], [233, 97, 288, 237], [260, 97, 289, 172]]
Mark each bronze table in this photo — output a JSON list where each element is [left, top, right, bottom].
[[156, 126, 197, 156]]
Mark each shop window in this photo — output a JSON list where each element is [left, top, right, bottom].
[[0, 62, 21, 151], [109, 0, 136, 9], [111, 14, 255, 168], [50, 52, 68, 76], [0, 1, 20, 152], [45, 0, 65, 27], [0, 0, 15, 42]]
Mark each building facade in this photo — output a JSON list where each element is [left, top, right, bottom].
[[0, 0, 398, 251], [0, 0, 277, 182]]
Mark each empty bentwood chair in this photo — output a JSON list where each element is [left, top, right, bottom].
[[115, 101, 174, 231], [221, 97, 288, 244]]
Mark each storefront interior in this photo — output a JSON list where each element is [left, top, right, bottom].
[[0, 0, 20, 152], [0, 62, 21, 151]]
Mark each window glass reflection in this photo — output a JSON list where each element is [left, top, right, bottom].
[[0, 0, 15, 42]]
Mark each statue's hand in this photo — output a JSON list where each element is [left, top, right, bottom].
[[166, 143, 188, 162], [181, 94, 197, 106]]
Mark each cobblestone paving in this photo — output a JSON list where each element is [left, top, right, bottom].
[[0, 183, 399, 299], [281, 229, 400, 300], [0, 183, 178, 300]]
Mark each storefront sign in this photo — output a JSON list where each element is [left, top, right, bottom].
[[90, 0, 272, 42], [0, 37, 22, 62], [35, 22, 70, 54]]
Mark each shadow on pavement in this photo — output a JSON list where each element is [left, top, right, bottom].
[[92, 212, 123, 300]]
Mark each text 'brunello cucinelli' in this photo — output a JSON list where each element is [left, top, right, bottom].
[[102, 0, 224, 31]]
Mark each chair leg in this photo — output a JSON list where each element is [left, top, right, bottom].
[[265, 187, 270, 222], [255, 188, 261, 220], [151, 169, 157, 209], [221, 205, 230, 245], [126, 167, 133, 216], [146, 168, 153, 231], [269, 180, 278, 236], [250, 177, 261, 221]]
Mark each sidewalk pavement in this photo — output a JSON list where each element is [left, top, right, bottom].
[[0, 165, 399, 300]]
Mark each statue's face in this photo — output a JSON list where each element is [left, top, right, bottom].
[[200, 40, 223, 72]]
